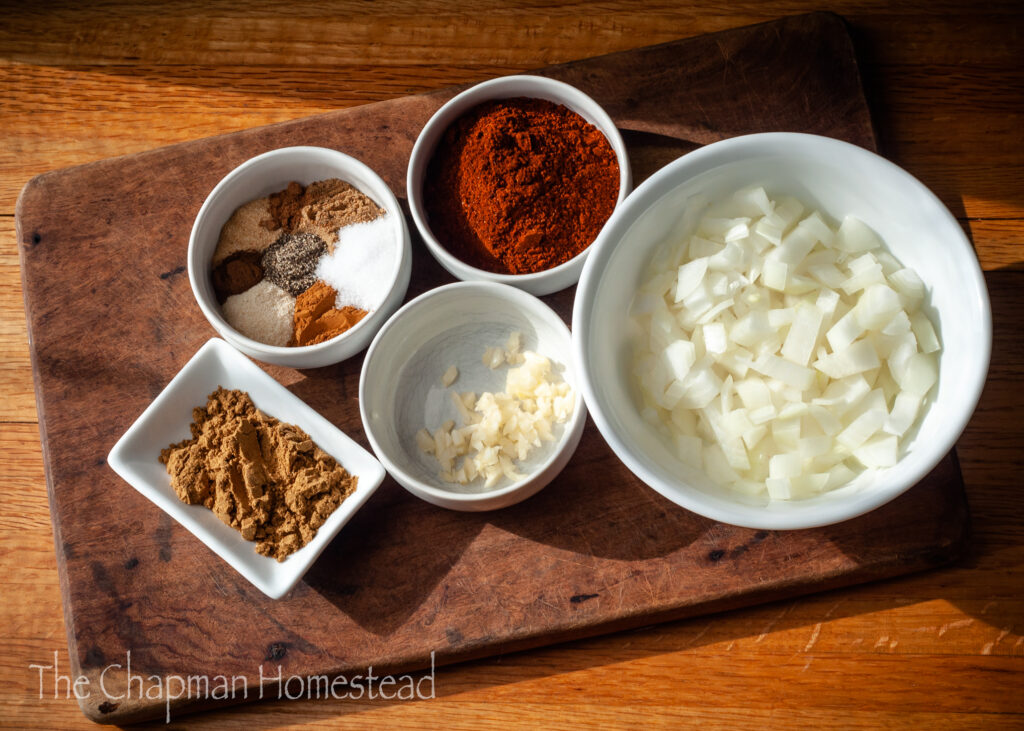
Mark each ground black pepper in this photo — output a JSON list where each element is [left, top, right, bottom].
[[260, 232, 327, 296]]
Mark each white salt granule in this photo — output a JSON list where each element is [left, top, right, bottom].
[[315, 216, 396, 311], [222, 279, 295, 347]]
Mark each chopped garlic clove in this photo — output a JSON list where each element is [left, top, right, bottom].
[[441, 365, 459, 387]]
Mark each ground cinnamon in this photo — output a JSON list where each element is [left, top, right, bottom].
[[290, 280, 367, 346], [159, 388, 357, 561]]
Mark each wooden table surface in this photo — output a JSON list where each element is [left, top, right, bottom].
[[1, 2, 1021, 728]]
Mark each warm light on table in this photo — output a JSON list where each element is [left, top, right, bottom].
[[1, 2, 1021, 727]]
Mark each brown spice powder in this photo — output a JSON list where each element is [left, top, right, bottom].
[[261, 178, 384, 248], [211, 250, 264, 303], [159, 388, 357, 561], [213, 197, 280, 266], [290, 280, 367, 346]]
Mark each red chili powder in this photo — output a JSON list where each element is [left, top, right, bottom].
[[422, 97, 620, 275]]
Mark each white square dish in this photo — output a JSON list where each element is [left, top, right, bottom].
[[107, 337, 386, 599]]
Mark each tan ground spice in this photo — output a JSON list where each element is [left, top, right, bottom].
[[290, 280, 367, 346], [213, 198, 280, 265], [261, 178, 384, 248], [159, 388, 357, 561]]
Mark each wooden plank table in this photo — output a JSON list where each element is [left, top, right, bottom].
[[1, 2, 1022, 727]]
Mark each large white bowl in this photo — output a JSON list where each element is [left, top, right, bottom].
[[359, 281, 587, 511], [188, 146, 412, 368], [406, 75, 632, 296], [574, 132, 991, 530]]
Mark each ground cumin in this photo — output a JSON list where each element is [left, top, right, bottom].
[[159, 388, 357, 561], [290, 280, 367, 346], [262, 178, 384, 248]]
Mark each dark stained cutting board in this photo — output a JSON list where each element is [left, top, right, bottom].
[[16, 12, 969, 724]]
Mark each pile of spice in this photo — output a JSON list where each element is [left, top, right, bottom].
[[159, 387, 357, 561], [212, 178, 397, 347], [422, 97, 620, 275]]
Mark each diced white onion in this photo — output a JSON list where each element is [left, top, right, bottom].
[[763, 259, 788, 291], [632, 188, 941, 501], [836, 216, 882, 253], [674, 258, 708, 302]]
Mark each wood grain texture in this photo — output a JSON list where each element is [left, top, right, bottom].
[[18, 15, 975, 723], [1, 2, 1022, 729]]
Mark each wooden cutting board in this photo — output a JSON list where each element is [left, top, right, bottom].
[[15, 12, 968, 724]]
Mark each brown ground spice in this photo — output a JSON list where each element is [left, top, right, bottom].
[[211, 250, 264, 302], [159, 388, 357, 561], [262, 178, 384, 248], [213, 197, 280, 266], [290, 280, 367, 346]]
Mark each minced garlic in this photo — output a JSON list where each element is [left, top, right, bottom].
[[418, 338, 574, 489]]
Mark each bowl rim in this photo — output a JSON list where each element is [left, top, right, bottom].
[[359, 279, 587, 505], [405, 74, 632, 289], [187, 145, 410, 357], [573, 131, 993, 530]]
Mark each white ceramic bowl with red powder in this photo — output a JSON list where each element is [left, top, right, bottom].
[[406, 75, 632, 296], [188, 146, 412, 368]]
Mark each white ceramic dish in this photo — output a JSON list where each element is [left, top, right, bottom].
[[107, 338, 386, 599], [406, 75, 632, 296], [359, 281, 587, 511], [188, 146, 412, 368], [574, 132, 991, 530]]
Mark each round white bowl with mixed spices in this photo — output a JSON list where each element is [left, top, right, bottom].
[[406, 75, 632, 296], [188, 146, 411, 368], [359, 281, 587, 511], [574, 132, 991, 530]]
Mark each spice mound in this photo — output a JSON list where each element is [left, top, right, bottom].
[[423, 97, 620, 275], [211, 177, 395, 348], [262, 232, 327, 297], [159, 388, 357, 561], [292, 281, 367, 347]]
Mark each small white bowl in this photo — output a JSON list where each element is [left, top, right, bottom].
[[574, 132, 991, 531], [107, 338, 386, 599], [359, 281, 587, 511], [406, 75, 632, 296], [189, 146, 412, 368]]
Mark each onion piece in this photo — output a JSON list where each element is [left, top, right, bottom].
[[632, 188, 941, 501], [674, 258, 708, 302], [836, 216, 882, 253]]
